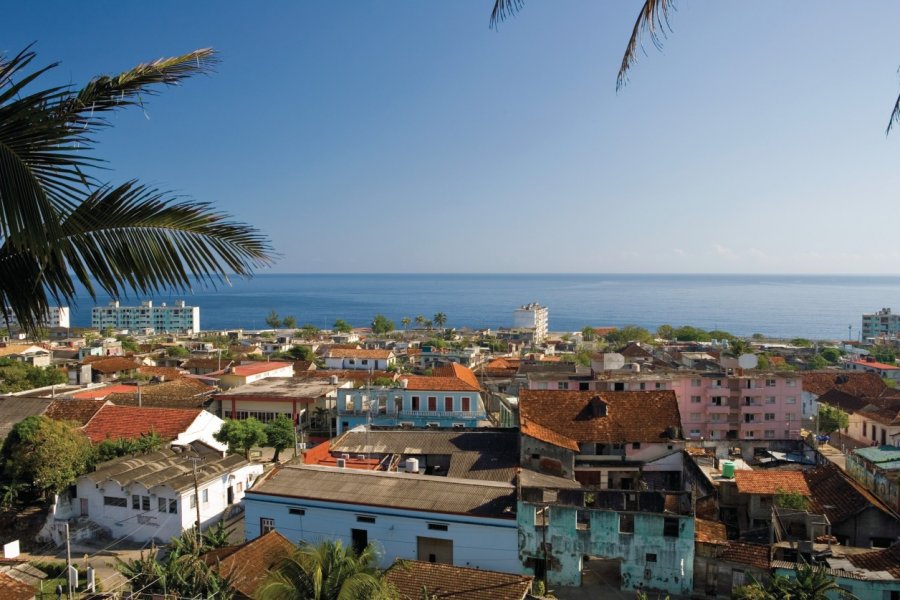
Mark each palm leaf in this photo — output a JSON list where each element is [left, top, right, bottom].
[[489, 0, 526, 30], [617, 0, 676, 90], [887, 81, 900, 135]]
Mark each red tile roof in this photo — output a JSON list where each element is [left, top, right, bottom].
[[71, 384, 137, 399], [520, 418, 580, 452], [802, 372, 888, 399], [403, 365, 481, 392], [0, 572, 37, 600], [803, 462, 897, 524], [203, 531, 295, 598], [137, 366, 187, 379], [105, 378, 214, 409], [733, 470, 811, 496], [720, 542, 771, 570], [385, 560, 532, 600], [850, 359, 900, 370], [846, 543, 900, 578], [518, 390, 682, 448], [82, 405, 201, 443], [44, 399, 110, 426], [433, 363, 480, 389], [83, 357, 140, 374], [228, 362, 293, 377], [695, 518, 728, 544], [326, 348, 393, 359]]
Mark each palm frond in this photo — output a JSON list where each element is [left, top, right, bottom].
[[489, 0, 526, 30], [617, 0, 676, 91], [887, 77, 900, 135]]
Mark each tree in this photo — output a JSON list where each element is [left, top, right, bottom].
[[489, 1, 900, 135], [282, 315, 297, 329], [433, 313, 447, 331], [656, 324, 674, 340], [818, 405, 849, 435], [605, 325, 652, 347], [580, 326, 597, 342], [775, 488, 809, 511], [401, 317, 411, 332], [214, 418, 268, 459], [371, 315, 395, 335], [297, 324, 320, 340], [257, 539, 397, 600], [872, 345, 896, 364], [117, 334, 139, 352], [167, 345, 190, 358], [287, 345, 316, 362], [791, 338, 813, 348], [333, 319, 353, 333], [414, 315, 426, 329], [727, 339, 753, 357], [1, 416, 93, 498], [266, 415, 295, 462], [0, 359, 66, 393], [808, 355, 829, 370], [96, 432, 163, 462], [820, 347, 842, 364], [265, 311, 283, 329], [0, 46, 271, 335]]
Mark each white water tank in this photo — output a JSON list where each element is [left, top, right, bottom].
[[405, 458, 419, 473]]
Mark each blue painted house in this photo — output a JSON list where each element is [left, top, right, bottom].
[[336, 363, 491, 433]]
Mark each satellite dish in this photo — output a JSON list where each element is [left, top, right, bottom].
[[737, 353, 758, 370]]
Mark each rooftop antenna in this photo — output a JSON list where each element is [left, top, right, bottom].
[[848, 325, 852, 342]]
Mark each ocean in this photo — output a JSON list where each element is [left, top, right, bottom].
[[65, 273, 900, 340]]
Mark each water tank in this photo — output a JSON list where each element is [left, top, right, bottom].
[[722, 460, 735, 479], [330, 375, 339, 385], [405, 458, 419, 473]]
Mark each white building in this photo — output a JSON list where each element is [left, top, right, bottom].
[[91, 300, 200, 334], [5, 306, 70, 329], [862, 307, 900, 340], [244, 464, 520, 573], [513, 303, 548, 343], [324, 348, 396, 371], [49, 443, 263, 545]]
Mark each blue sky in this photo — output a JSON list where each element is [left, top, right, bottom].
[[5, 2, 900, 274]]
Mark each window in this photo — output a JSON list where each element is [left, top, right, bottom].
[[711, 396, 724, 406], [632, 442, 641, 450], [260, 518, 275, 534], [356, 515, 376, 524], [765, 396, 776, 404], [558, 382, 569, 390], [690, 412, 701, 422], [711, 414, 722, 422], [190, 494, 197, 509], [531, 453, 540, 460], [104, 496, 127, 507], [744, 397, 755, 406], [744, 414, 756, 423], [691, 395, 701, 404], [690, 429, 701, 438], [646, 553, 657, 563], [764, 430, 775, 439], [158, 498, 167, 513], [428, 523, 449, 531], [169, 499, 177, 514], [427, 397, 437, 411], [444, 397, 453, 411], [786, 379, 796, 387], [132, 494, 140, 510], [786, 396, 796, 404], [663, 517, 679, 537], [863, 422, 867, 436], [745, 431, 755, 438], [142, 496, 150, 511], [639, 382, 646, 390], [343, 396, 354, 411], [201, 489, 209, 504], [619, 514, 634, 533], [766, 379, 777, 387], [461, 397, 470, 412], [655, 383, 663, 390], [765, 413, 776, 421], [691, 378, 701, 387], [411, 396, 420, 411], [289, 507, 306, 516]]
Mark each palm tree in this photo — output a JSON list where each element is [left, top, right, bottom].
[[489, 1, 900, 134], [414, 315, 426, 329], [257, 539, 397, 600], [433, 312, 447, 331], [0, 46, 271, 333], [401, 316, 411, 331]]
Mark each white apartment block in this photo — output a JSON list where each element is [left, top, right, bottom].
[[5, 306, 70, 329], [862, 308, 900, 340], [513, 303, 549, 343], [92, 300, 200, 334]]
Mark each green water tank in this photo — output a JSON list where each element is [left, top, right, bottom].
[[722, 460, 735, 479]]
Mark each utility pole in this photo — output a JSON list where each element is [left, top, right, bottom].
[[64, 522, 72, 600], [187, 454, 202, 545]]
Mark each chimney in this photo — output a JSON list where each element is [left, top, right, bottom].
[[590, 396, 608, 417]]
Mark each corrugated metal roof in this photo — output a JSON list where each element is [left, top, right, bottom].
[[0, 396, 52, 438], [249, 464, 516, 518]]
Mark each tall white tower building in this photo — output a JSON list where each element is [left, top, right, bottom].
[[513, 302, 549, 343]]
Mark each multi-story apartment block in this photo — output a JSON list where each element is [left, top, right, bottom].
[[862, 307, 900, 340], [5, 306, 70, 329], [670, 373, 802, 441], [91, 300, 200, 334], [512, 303, 548, 343]]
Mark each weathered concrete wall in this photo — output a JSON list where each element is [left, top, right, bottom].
[[773, 566, 896, 600], [831, 506, 900, 548], [521, 436, 574, 479], [518, 501, 694, 596]]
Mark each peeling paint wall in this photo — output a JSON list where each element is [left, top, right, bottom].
[[521, 436, 574, 478], [518, 501, 694, 596]]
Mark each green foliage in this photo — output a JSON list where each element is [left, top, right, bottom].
[[298, 324, 320, 339], [707, 329, 735, 341], [425, 338, 447, 350], [282, 315, 297, 329], [214, 418, 268, 458], [433, 313, 447, 330], [808, 355, 829, 370], [819, 347, 841, 363], [0, 359, 66, 393], [752, 333, 766, 340], [371, 314, 395, 335], [818, 405, 849, 435], [604, 325, 652, 346], [333, 319, 353, 333], [766, 561, 856, 599], [871, 345, 896, 364], [116, 335, 139, 352], [265, 415, 295, 462], [1, 416, 93, 498], [287, 345, 316, 362], [414, 315, 427, 328], [96, 432, 163, 462], [756, 354, 771, 370], [167, 345, 190, 357], [265, 310, 282, 329], [480, 337, 507, 352], [672, 325, 710, 342], [372, 377, 395, 387], [581, 326, 597, 342], [257, 539, 395, 600], [884, 378, 897, 389], [727, 339, 753, 357], [732, 584, 773, 600], [656, 324, 674, 340], [791, 338, 813, 347], [775, 488, 809, 511]]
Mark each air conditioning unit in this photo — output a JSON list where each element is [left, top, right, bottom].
[[336, 458, 346, 468]]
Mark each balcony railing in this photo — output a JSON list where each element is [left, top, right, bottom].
[[337, 408, 479, 418]]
